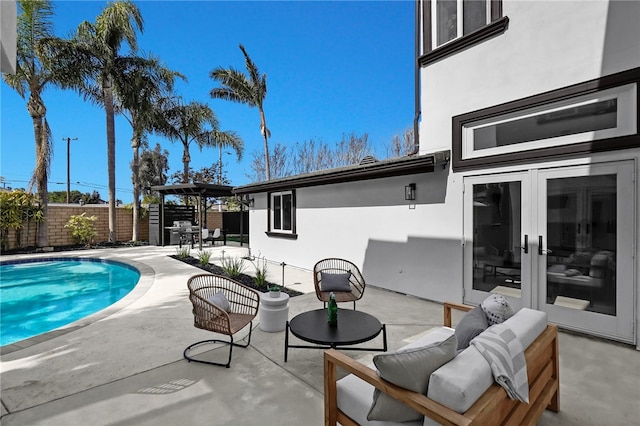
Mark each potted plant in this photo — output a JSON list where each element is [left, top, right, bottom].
[[268, 284, 281, 298]]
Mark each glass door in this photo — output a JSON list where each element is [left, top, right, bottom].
[[463, 172, 532, 310], [464, 161, 635, 343], [538, 162, 635, 342]]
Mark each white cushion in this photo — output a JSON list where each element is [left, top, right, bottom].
[[427, 344, 494, 413], [502, 308, 547, 349], [427, 307, 548, 413]]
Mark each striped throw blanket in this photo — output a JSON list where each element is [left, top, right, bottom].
[[470, 323, 529, 403]]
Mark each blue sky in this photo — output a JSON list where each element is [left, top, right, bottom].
[[1, 0, 415, 203]]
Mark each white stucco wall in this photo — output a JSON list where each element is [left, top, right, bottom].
[[419, 0, 640, 154], [247, 169, 465, 303], [0, 0, 17, 74], [416, 0, 640, 344]]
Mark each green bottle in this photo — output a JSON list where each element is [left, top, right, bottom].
[[328, 292, 338, 326]]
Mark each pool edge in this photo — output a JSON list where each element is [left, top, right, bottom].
[[1, 255, 155, 355]]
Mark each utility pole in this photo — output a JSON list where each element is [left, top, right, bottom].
[[64, 137, 78, 203]]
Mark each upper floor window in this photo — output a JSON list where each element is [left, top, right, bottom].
[[268, 190, 296, 237], [436, 0, 490, 47], [420, 0, 507, 66]]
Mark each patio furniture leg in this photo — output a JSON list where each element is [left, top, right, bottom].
[[183, 322, 254, 368]]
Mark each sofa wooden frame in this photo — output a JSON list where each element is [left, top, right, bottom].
[[324, 302, 559, 426]]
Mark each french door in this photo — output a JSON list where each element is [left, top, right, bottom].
[[464, 161, 635, 343]]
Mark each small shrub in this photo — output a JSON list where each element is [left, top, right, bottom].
[[252, 256, 269, 288], [175, 246, 191, 258], [198, 250, 212, 266], [64, 212, 97, 247], [221, 256, 246, 278]]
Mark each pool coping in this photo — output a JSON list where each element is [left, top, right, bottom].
[[0, 254, 155, 355]]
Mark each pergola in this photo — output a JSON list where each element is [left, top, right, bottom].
[[149, 183, 241, 250]]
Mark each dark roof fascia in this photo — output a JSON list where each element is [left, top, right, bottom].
[[233, 151, 449, 195], [150, 183, 234, 197]]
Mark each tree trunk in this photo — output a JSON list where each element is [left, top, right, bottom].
[[28, 94, 49, 247], [104, 78, 117, 242], [259, 108, 271, 180], [131, 136, 140, 243], [182, 143, 190, 183]]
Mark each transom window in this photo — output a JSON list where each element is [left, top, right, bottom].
[[461, 83, 637, 160], [452, 68, 640, 172], [269, 190, 296, 236]]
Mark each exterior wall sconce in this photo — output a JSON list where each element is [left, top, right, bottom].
[[405, 183, 416, 201], [244, 195, 255, 208]]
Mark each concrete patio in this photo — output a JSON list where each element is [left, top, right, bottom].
[[1, 246, 638, 425]]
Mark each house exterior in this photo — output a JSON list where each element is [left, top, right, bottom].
[[234, 0, 640, 347], [1, 0, 17, 74]]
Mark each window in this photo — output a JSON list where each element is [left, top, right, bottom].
[[420, 0, 507, 66], [435, 0, 489, 47], [268, 190, 296, 237], [452, 68, 640, 171]]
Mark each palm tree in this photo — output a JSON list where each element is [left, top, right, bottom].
[[2, 0, 62, 248], [156, 98, 243, 184], [66, 0, 143, 242], [210, 44, 271, 180], [116, 55, 184, 242]]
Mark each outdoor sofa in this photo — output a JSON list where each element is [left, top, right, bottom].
[[324, 301, 559, 425]]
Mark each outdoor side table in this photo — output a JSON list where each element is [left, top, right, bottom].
[[259, 292, 290, 332]]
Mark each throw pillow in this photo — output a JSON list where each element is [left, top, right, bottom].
[[481, 294, 514, 326], [367, 334, 457, 422], [207, 291, 231, 312], [455, 306, 489, 351], [320, 271, 352, 292]]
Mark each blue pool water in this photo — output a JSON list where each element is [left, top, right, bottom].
[[0, 258, 140, 346]]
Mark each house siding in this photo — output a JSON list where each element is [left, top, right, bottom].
[[243, 0, 639, 345]]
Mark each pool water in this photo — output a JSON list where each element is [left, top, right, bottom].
[[0, 258, 140, 346]]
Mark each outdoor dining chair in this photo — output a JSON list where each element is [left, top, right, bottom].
[[313, 258, 366, 310], [184, 274, 260, 368]]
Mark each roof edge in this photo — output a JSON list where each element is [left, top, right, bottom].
[[233, 151, 450, 195]]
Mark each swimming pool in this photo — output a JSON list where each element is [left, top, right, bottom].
[[0, 258, 140, 346]]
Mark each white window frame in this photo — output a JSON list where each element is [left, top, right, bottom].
[[431, 0, 491, 50], [461, 83, 638, 160], [270, 190, 294, 234]]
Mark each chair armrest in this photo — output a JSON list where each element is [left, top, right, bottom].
[[443, 302, 474, 327], [324, 349, 471, 426]]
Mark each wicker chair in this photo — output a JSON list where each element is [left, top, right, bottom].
[[184, 274, 260, 368], [313, 258, 366, 310]]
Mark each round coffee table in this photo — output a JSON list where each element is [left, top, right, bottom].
[[284, 309, 387, 361]]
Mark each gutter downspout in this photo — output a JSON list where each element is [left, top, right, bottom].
[[412, 0, 421, 157]]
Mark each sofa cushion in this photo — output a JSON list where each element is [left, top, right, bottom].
[[320, 271, 352, 292], [368, 334, 457, 422], [427, 307, 547, 413], [455, 306, 489, 351], [481, 294, 514, 325], [502, 307, 547, 349], [336, 328, 454, 426], [337, 375, 423, 426]]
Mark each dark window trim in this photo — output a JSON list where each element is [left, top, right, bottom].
[[419, 16, 509, 66], [266, 189, 297, 239], [452, 67, 640, 172], [419, 0, 507, 67], [265, 231, 298, 240]]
